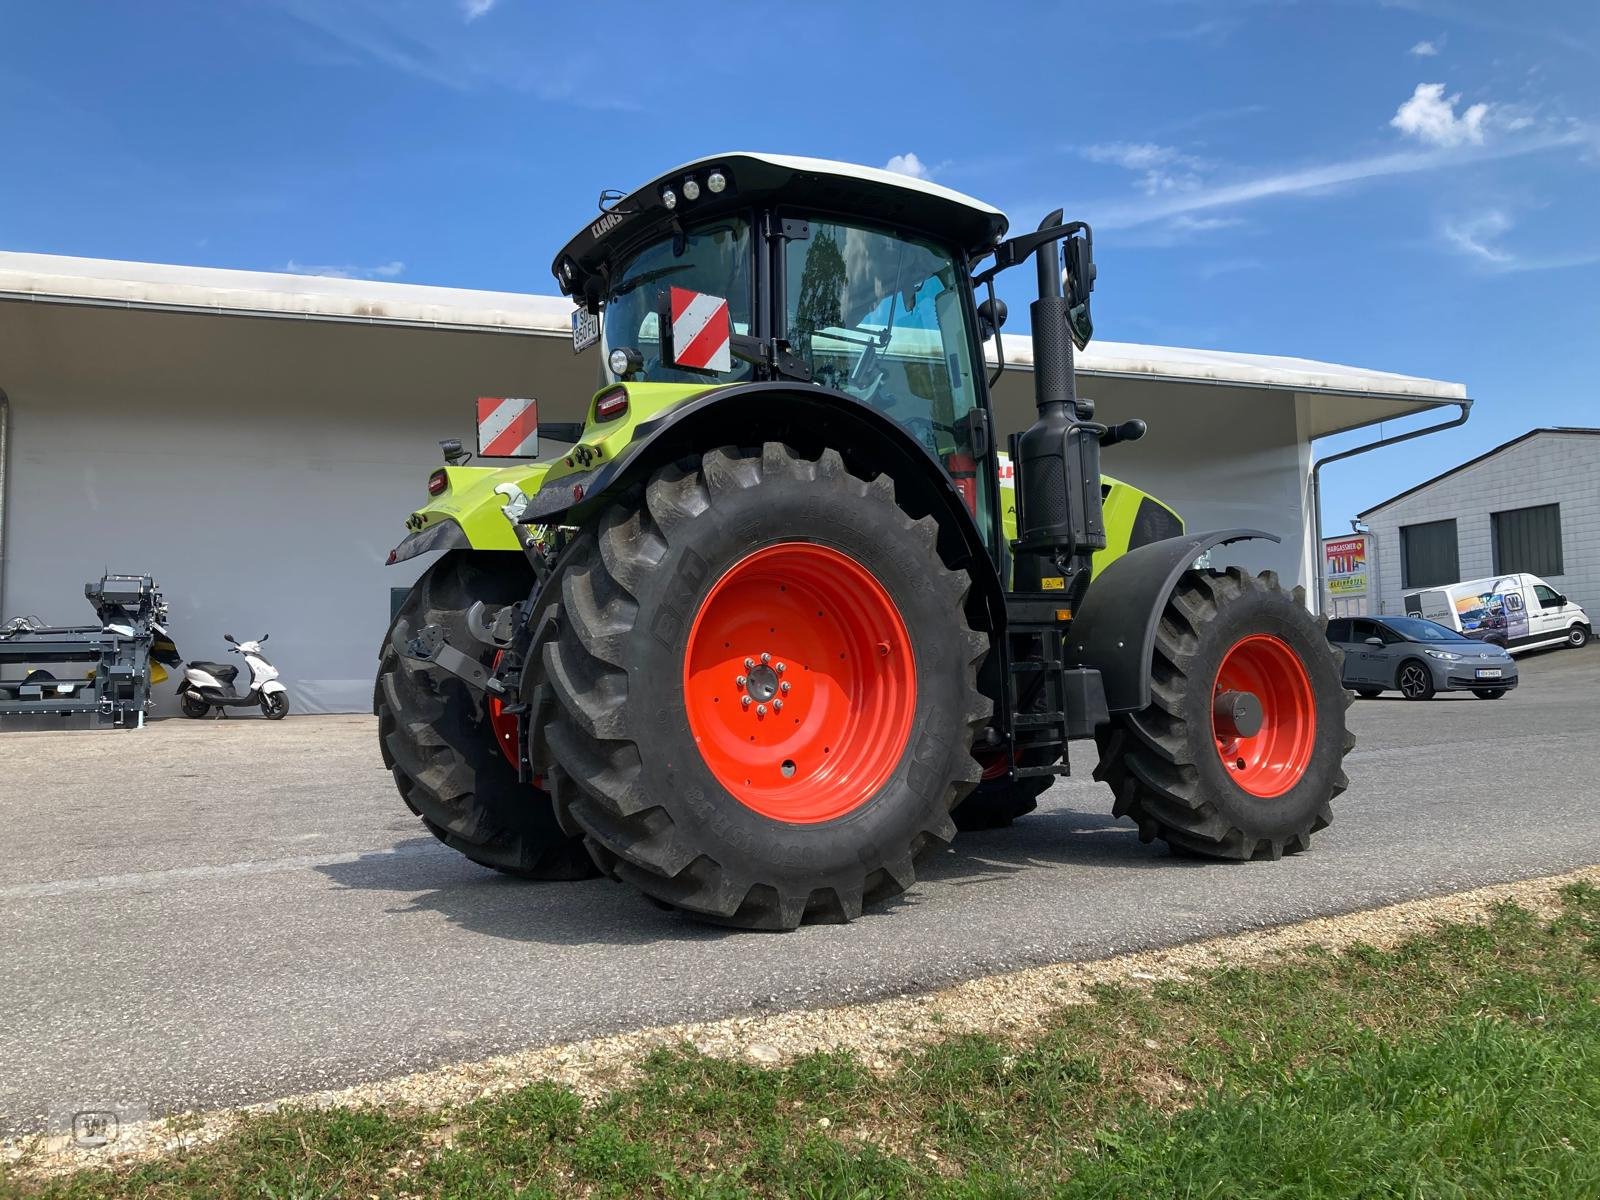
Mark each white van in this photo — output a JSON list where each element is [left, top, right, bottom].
[[1404, 574, 1591, 654]]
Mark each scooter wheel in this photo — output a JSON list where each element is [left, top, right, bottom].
[[180, 695, 209, 719], [260, 693, 289, 720]]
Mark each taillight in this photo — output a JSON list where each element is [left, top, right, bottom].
[[427, 469, 448, 496], [594, 386, 629, 421]]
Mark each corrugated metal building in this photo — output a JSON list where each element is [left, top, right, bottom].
[[0, 251, 1467, 714], [1359, 427, 1600, 616]]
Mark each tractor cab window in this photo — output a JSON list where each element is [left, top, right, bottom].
[[783, 218, 988, 530], [600, 217, 755, 386]]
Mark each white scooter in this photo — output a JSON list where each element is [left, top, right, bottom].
[[176, 634, 289, 720]]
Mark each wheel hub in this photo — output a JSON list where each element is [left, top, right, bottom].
[[1212, 689, 1263, 739], [743, 661, 781, 704]]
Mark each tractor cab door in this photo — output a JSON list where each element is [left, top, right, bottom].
[[779, 216, 993, 541]]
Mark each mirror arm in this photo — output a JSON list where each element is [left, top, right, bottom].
[[970, 220, 1090, 292]]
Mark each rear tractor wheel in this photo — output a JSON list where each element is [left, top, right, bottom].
[[535, 444, 991, 929], [1093, 568, 1353, 860], [377, 550, 595, 880]]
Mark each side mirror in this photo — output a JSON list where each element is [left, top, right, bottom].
[[260, 634, 269, 643], [224, 633, 236, 643], [976, 297, 1008, 340], [1064, 233, 1096, 350], [1553, 594, 1566, 607], [1365, 637, 1384, 646]]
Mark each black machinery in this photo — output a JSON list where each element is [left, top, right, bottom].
[[0, 575, 177, 728]]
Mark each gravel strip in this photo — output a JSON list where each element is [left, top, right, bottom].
[[8, 863, 1596, 1179]]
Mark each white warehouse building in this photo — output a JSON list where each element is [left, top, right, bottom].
[[0, 251, 1467, 715], [1359, 427, 1600, 617]]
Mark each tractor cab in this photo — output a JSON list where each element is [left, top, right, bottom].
[[554, 153, 1010, 533]]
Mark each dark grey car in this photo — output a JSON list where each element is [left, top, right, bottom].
[[1326, 615, 1519, 701]]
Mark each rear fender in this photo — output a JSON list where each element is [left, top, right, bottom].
[[1066, 529, 1281, 713], [517, 382, 1006, 633], [388, 462, 551, 565]]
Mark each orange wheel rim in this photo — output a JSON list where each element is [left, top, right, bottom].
[[683, 543, 916, 823], [1212, 634, 1316, 799]]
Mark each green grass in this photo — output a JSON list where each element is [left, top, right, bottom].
[[7, 883, 1599, 1199]]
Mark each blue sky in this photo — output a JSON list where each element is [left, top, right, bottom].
[[3, 0, 1596, 530]]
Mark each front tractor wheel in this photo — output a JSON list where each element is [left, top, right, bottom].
[[1093, 568, 1353, 860], [536, 444, 991, 929], [377, 551, 595, 880]]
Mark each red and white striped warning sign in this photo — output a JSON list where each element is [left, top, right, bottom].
[[668, 286, 732, 373], [477, 397, 539, 458]]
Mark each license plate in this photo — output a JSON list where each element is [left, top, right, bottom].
[[571, 306, 600, 353], [1476, 668, 1502, 678]]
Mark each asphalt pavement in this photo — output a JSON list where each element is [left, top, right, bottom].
[[3, 645, 1597, 1134]]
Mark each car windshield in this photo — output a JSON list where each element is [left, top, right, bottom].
[[600, 217, 754, 386], [1384, 617, 1472, 643]]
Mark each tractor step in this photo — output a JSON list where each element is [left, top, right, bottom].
[[1000, 592, 1112, 775]]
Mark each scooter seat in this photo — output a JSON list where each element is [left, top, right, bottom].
[[188, 660, 239, 684]]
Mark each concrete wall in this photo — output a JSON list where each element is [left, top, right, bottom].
[[0, 300, 588, 713], [1, 299, 1314, 714], [1363, 431, 1600, 616]]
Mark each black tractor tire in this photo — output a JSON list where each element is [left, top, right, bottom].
[[1092, 568, 1352, 860], [377, 550, 595, 881], [533, 444, 991, 929], [1396, 659, 1436, 701], [1472, 688, 1507, 700], [952, 752, 1055, 831], [1354, 688, 1383, 699], [180, 694, 209, 719]]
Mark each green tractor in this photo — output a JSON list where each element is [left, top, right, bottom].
[[380, 153, 1351, 928]]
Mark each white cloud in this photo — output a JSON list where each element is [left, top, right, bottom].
[[281, 259, 406, 280], [1439, 210, 1600, 272], [1440, 210, 1513, 264], [1409, 39, 1439, 57], [883, 152, 931, 180], [1091, 125, 1585, 230], [1080, 142, 1207, 195], [1391, 82, 1489, 147], [461, 0, 497, 20]]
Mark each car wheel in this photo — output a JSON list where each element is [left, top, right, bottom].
[[1397, 660, 1435, 701], [1472, 688, 1506, 700], [1354, 688, 1383, 699], [1569, 625, 1589, 649]]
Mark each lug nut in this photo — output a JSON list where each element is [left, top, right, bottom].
[[756, 703, 767, 716], [775, 662, 786, 673], [736, 674, 747, 687], [779, 681, 791, 693], [760, 652, 772, 664], [741, 696, 751, 708], [744, 658, 755, 670], [773, 699, 783, 712]]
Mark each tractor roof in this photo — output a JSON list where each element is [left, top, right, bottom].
[[551, 152, 1010, 303]]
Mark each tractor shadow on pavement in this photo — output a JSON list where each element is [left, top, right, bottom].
[[315, 801, 1209, 946]]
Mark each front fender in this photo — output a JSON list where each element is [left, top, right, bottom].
[[1066, 528, 1281, 713], [517, 382, 1006, 633]]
